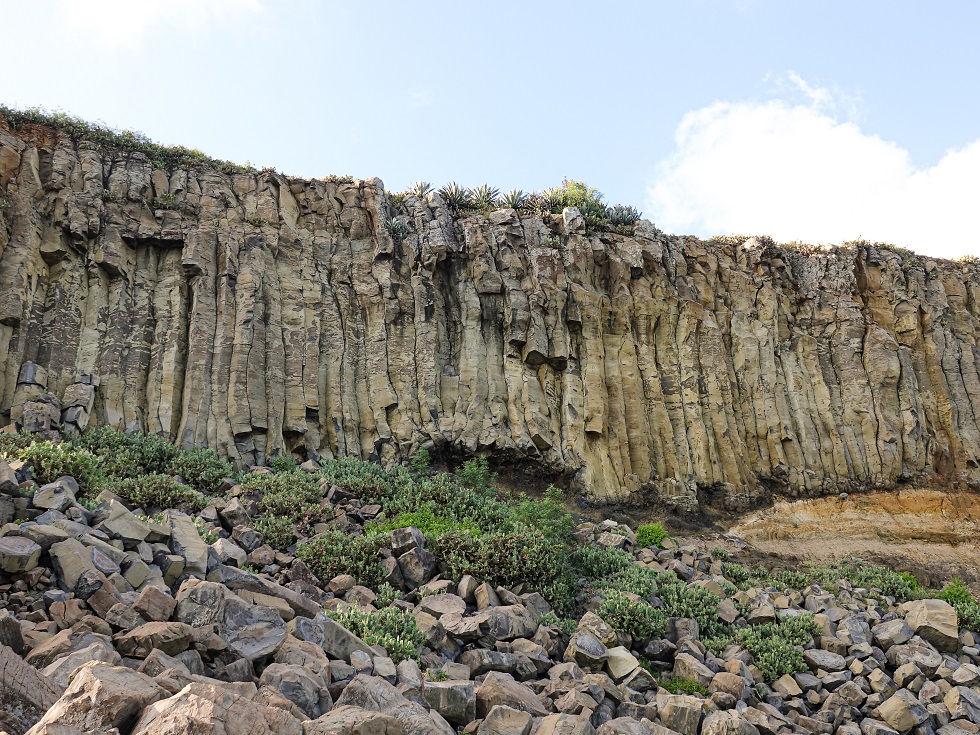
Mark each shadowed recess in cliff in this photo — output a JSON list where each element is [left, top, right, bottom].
[[1, 115, 979, 511]]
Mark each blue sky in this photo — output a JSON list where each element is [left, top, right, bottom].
[[3, 0, 978, 258]]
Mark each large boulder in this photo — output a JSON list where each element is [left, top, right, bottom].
[[174, 579, 285, 661], [0, 535, 42, 573], [336, 675, 454, 735], [303, 704, 404, 734], [902, 599, 960, 652], [423, 679, 477, 726], [259, 663, 332, 718], [874, 689, 930, 732], [476, 672, 549, 719], [477, 704, 534, 735], [132, 681, 304, 735], [26, 662, 167, 735], [657, 694, 704, 735]]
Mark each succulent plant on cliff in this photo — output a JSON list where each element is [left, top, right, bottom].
[[438, 182, 473, 212], [500, 189, 529, 211], [408, 180, 434, 200], [470, 184, 500, 211], [384, 217, 411, 242], [606, 204, 641, 227]]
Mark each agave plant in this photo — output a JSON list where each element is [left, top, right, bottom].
[[606, 204, 641, 227], [384, 217, 411, 242], [539, 187, 565, 213], [438, 182, 473, 212], [408, 181, 434, 200], [471, 184, 500, 211], [501, 189, 529, 211]]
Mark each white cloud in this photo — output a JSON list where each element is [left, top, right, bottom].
[[647, 78, 980, 260], [56, 0, 263, 46]]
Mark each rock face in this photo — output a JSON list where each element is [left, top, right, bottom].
[[2, 117, 980, 507]]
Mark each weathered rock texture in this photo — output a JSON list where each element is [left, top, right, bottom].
[[2, 117, 979, 509]]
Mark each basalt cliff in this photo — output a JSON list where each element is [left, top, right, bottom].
[[1, 117, 979, 510]]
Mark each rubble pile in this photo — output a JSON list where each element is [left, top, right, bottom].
[[0, 447, 978, 735]]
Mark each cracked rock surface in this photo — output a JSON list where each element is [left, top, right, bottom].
[[2, 117, 979, 508]]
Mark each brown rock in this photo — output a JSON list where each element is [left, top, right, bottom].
[[4, 118, 978, 507]]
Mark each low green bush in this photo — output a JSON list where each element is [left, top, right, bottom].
[[328, 606, 426, 663], [635, 522, 668, 548], [164, 446, 231, 493], [366, 508, 480, 538], [457, 456, 493, 490], [804, 558, 917, 600], [239, 470, 324, 537], [295, 531, 388, 587], [655, 574, 724, 636], [658, 678, 708, 696], [408, 447, 430, 475], [252, 514, 296, 550], [954, 600, 980, 632], [99, 474, 206, 511], [432, 529, 567, 591], [597, 589, 666, 642], [704, 614, 818, 682], [938, 578, 973, 605], [374, 582, 402, 608], [269, 454, 297, 473], [19, 442, 102, 488], [569, 546, 634, 580], [73, 427, 177, 478]]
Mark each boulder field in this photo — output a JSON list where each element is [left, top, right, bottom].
[[1, 453, 979, 735]]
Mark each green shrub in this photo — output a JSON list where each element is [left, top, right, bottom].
[[239, 470, 323, 533], [513, 485, 573, 544], [457, 457, 493, 490], [194, 517, 219, 544], [771, 570, 809, 590], [655, 573, 724, 636], [253, 514, 296, 550], [0, 430, 39, 458], [938, 578, 974, 605], [164, 447, 231, 493], [658, 678, 708, 696], [606, 564, 661, 599], [408, 446, 430, 475], [295, 531, 387, 587], [99, 473, 206, 511], [74, 427, 177, 478], [704, 614, 818, 682], [432, 529, 566, 591], [19, 441, 102, 488], [0, 104, 257, 174], [374, 582, 402, 608], [328, 606, 426, 663], [269, 454, 297, 473], [954, 601, 980, 632], [569, 546, 634, 580], [597, 589, 666, 642], [635, 522, 668, 548], [366, 508, 481, 539], [711, 547, 729, 560], [804, 558, 917, 600], [538, 611, 577, 635]]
